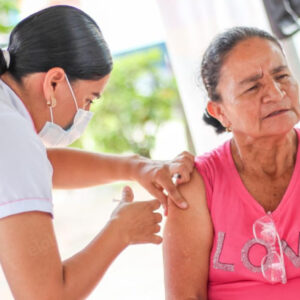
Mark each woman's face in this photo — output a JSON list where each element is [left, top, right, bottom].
[[53, 74, 110, 130], [210, 37, 300, 138]]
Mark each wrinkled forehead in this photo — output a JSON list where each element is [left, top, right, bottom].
[[219, 37, 287, 85]]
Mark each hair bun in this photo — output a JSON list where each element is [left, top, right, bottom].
[[2, 49, 10, 68], [0, 49, 10, 75]]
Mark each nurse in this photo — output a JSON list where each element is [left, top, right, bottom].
[[0, 5, 194, 299]]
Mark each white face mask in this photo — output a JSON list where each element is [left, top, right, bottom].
[[38, 75, 94, 147]]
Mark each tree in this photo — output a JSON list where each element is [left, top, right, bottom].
[[0, 0, 18, 34], [72, 45, 182, 158]]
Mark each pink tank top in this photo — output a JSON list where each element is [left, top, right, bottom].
[[195, 128, 300, 300]]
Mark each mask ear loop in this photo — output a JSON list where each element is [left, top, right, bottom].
[[47, 98, 54, 123], [49, 106, 54, 123], [65, 74, 79, 111]]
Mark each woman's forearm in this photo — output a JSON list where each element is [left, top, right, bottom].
[[47, 147, 194, 210], [47, 148, 141, 189], [62, 219, 127, 300]]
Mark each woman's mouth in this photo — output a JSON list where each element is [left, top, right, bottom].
[[264, 109, 290, 119]]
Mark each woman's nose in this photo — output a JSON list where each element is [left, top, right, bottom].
[[262, 80, 286, 103]]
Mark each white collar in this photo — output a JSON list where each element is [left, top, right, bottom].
[[0, 79, 36, 132]]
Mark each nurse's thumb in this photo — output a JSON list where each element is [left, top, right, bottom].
[[121, 186, 134, 203]]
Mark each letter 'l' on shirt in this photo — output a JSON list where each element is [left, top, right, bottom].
[[195, 128, 300, 300], [0, 80, 53, 219]]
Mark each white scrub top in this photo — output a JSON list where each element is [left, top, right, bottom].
[[0, 80, 53, 219]]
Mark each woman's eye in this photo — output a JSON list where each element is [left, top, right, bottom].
[[276, 74, 289, 80], [246, 85, 258, 93], [87, 99, 94, 105]]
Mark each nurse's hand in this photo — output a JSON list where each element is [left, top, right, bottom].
[[131, 151, 195, 214], [111, 186, 162, 245]]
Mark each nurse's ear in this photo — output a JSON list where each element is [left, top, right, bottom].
[[206, 100, 231, 129], [42, 67, 65, 108]]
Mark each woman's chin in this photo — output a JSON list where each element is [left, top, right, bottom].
[[260, 112, 299, 135], [260, 123, 297, 136]]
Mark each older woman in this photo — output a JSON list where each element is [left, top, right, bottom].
[[163, 27, 300, 300]]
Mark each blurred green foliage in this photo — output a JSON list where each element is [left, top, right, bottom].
[[0, 0, 18, 33], [72, 46, 181, 158]]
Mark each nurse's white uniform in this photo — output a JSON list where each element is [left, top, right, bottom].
[[0, 80, 53, 219]]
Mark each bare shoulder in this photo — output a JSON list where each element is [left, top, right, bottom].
[[165, 168, 213, 246], [168, 168, 211, 223], [0, 212, 63, 300]]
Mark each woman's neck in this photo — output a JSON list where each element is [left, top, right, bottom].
[[1, 72, 47, 133], [231, 129, 298, 178]]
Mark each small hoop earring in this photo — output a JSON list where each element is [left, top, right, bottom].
[[226, 126, 232, 132]]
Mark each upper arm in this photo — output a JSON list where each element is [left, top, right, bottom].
[[0, 212, 64, 300], [163, 169, 213, 300], [0, 113, 62, 298]]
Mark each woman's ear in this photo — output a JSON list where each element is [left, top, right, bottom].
[[42, 67, 65, 107], [206, 101, 218, 119], [206, 101, 231, 128]]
